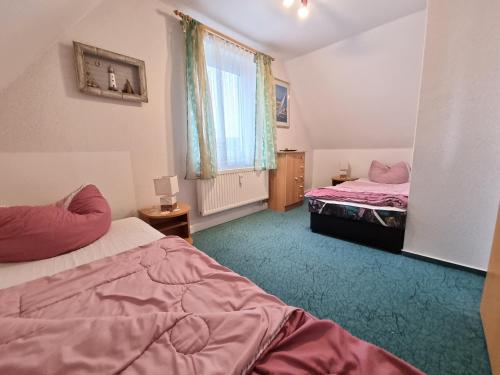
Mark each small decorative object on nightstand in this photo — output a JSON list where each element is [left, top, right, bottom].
[[138, 203, 192, 244], [154, 175, 179, 212], [338, 161, 350, 179], [331, 175, 358, 186]]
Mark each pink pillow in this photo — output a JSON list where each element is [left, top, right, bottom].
[[368, 161, 410, 184], [0, 185, 111, 262]]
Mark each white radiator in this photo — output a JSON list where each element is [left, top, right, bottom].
[[196, 169, 269, 216]]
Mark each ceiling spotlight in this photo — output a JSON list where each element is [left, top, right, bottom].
[[282, 0, 294, 8], [298, 0, 309, 19]]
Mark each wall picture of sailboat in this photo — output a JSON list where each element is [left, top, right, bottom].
[[275, 79, 290, 128]]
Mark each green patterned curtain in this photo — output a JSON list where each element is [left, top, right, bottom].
[[182, 16, 218, 179], [254, 53, 277, 170]]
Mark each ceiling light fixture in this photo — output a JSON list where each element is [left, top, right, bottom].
[[282, 0, 294, 8], [297, 0, 309, 19]]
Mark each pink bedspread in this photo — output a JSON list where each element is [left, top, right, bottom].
[[0, 237, 423, 374], [306, 179, 410, 209]]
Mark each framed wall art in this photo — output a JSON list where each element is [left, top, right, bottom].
[[73, 41, 148, 103], [275, 78, 290, 128]]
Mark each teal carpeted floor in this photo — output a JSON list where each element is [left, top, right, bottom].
[[193, 203, 490, 375]]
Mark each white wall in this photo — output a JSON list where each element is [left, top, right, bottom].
[[0, 0, 103, 92], [0, 0, 312, 230], [311, 148, 413, 188], [0, 0, 173, 213], [0, 152, 136, 219], [284, 11, 426, 150], [404, 0, 500, 270]]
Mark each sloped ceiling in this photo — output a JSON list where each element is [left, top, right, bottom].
[[0, 0, 103, 92], [285, 11, 427, 149], [170, 0, 426, 58]]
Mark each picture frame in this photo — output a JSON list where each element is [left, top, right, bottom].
[[275, 78, 290, 128], [73, 41, 148, 103]]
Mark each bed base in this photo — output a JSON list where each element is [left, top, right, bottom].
[[310, 213, 405, 253]]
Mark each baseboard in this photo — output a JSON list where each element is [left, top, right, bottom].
[[402, 251, 486, 276], [190, 202, 267, 234]]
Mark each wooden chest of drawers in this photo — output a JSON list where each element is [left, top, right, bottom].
[[269, 151, 305, 212]]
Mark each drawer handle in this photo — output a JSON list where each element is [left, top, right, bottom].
[[299, 194, 304, 198], [294, 177, 298, 181], [299, 185, 304, 188]]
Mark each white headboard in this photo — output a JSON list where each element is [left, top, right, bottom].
[[0, 152, 136, 219]]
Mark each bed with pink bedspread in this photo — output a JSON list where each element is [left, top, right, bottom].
[[0, 236, 423, 374], [306, 179, 410, 252]]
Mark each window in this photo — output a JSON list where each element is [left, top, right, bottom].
[[204, 34, 257, 171]]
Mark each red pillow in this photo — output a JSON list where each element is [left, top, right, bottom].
[[0, 185, 111, 262], [368, 161, 410, 184]]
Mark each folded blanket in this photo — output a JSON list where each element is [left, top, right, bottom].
[[306, 179, 409, 209]]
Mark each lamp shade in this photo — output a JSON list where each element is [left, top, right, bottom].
[[154, 176, 179, 196]]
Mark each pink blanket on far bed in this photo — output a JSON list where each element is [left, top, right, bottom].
[[0, 237, 423, 375], [306, 179, 410, 209]]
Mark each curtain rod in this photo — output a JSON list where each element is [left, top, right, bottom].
[[174, 10, 275, 61]]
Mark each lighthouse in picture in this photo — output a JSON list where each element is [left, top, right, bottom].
[[108, 66, 118, 91]]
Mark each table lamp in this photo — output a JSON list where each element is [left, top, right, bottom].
[[338, 161, 350, 178], [154, 175, 179, 212]]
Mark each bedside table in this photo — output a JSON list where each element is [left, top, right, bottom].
[[331, 176, 358, 186], [138, 202, 192, 244]]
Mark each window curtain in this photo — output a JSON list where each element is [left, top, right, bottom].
[[254, 53, 277, 170], [204, 34, 257, 170], [182, 16, 218, 179]]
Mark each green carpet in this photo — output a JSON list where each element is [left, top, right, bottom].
[[192, 203, 490, 375]]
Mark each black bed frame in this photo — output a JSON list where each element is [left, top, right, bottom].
[[310, 213, 405, 253]]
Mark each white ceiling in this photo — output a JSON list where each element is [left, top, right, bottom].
[[174, 0, 426, 58]]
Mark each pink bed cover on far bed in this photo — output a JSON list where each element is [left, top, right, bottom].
[[306, 178, 410, 209], [0, 236, 423, 375]]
